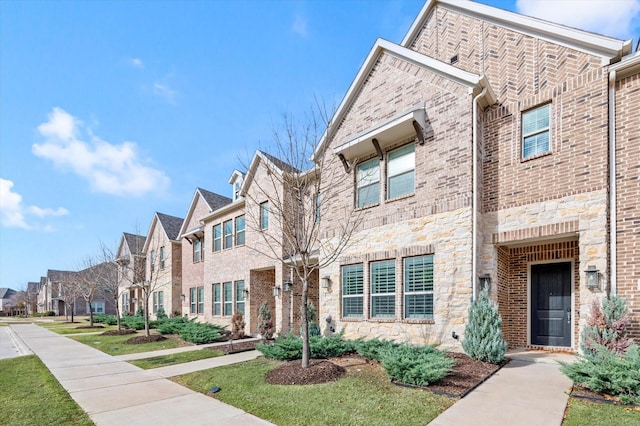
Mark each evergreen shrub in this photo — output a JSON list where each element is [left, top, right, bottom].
[[462, 287, 507, 364]]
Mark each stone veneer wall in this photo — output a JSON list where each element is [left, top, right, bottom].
[[320, 207, 472, 348]]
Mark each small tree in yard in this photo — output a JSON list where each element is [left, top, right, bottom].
[[258, 301, 274, 340], [231, 311, 246, 339], [242, 107, 361, 368], [559, 296, 640, 404], [462, 286, 507, 364]]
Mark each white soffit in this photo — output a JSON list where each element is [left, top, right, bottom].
[[610, 51, 640, 80], [334, 105, 425, 161], [402, 0, 631, 65]]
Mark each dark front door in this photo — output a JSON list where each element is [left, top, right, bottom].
[[531, 262, 572, 347]]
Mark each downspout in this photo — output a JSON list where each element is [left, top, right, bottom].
[[472, 86, 488, 302], [608, 70, 617, 296]]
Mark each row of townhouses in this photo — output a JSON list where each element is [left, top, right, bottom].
[[31, 0, 639, 352]]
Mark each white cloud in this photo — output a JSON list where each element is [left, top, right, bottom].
[[153, 82, 178, 104], [516, 0, 640, 40], [0, 178, 69, 230], [131, 58, 144, 69], [292, 15, 308, 37], [32, 108, 170, 197]]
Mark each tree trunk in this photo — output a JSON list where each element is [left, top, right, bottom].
[[70, 302, 74, 323], [144, 293, 150, 337], [114, 296, 122, 331], [301, 274, 310, 368], [89, 302, 94, 326]]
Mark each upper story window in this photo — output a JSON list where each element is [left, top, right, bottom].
[[150, 249, 156, 273], [341, 264, 363, 318], [235, 215, 245, 246], [213, 224, 222, 252], [233, 181, 242, 201], [522, 104, 550, 159], [260, 202, 269, 229], [193, 238, 202, 263], [160, 246, 165, 269], [223, 220, 233, 249], [387, 143, 415, 199], [356, 158, 380, 208], [315, 195, 321, 223]]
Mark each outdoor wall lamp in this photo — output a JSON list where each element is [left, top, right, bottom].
[[585, 265, 600, 289], [321, 276, 331, 289], [242, 288, 250, 297], [272, 286, 281, 297], [180, 294, 186, 302], [479, 274, 491, 290], [283, 280, 293, 292]]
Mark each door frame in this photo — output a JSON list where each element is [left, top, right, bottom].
[[527, 259, 574, 348]]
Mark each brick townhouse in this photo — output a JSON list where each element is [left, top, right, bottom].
[[312, 0, 639, 351], [116, 232, 146, 315]]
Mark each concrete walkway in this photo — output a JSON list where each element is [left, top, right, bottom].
[[9, 324, 273, 426], [429, 349, 575, 426]]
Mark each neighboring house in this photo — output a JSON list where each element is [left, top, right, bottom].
[[36, 276, 48, 312], [26, 282, 39, 315], [196, 151, 320, 335], [46, 269, 78, 316], [179, 188, 232, 318], [0, 288, 18, 316], [116, 232, 147, 315], [311, 0, 638, 351], [142, 212, 184, 319]]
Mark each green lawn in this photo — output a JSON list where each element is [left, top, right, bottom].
[[563, 397, 640, 425], [174, 358, 453, 426], [71, 332, 187, 355], [0, 356, 93, 426], [129, 349, 224, 369]]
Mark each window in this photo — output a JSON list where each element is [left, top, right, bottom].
[[404, 255, 434, 319], [153, 291, 158, 313], [522, 104, 550, 159], [193, 239, 202, 263], [213, 224, 222, 252], [121, 293, 129, 313], [153, 290, 164, 314], [233, 181, 242, 201], [235, 215, 245, 245], [370, 260, 395, 318], [213, 283, 221, 315], [223, 282, 233, 316], [387, 143, 415, 199], [87, 301, 105, 314], [197, 286, 204, 314], [150, 249, 156, 273], [315, 195, 321, 223], [235, 280, 245, 315], [160, 246, 166, 269], [190, 287, 196, 314], [356, 158, 380, 208], [342, 264, 364, 318], [260, 202, 269, 229], [223, 220, 233, 249]]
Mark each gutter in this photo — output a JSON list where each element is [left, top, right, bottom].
[[472, 86, 488, 302], [608, 70, 617, 296]]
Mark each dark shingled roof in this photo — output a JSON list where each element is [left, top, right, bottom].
[[0, 288, 15, 299], [27, 282, 39, 293], [123, 233, 146, 255], [198, 188, 232, 211], [258, 150, 300, 174], [47, 269, 77, 283], [157, 212, 184, 241]]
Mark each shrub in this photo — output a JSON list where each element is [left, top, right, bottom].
[[257, 333, 303, 360], [301, 303, 321, 337], [33, 311, 56, 317], [156, 306, 168, 320], [179, 322, 225, 344], [120, 315, 145, 330], [231, 311, 246, 339], [257, 302, 274, 340], [355, 338, 399, 361], [157, 317, 191, 335], [581, 296, 633, 354], [135, 305, 144, 317], [310, 331, 355, 358], [462, 287, 507, 364], [378, 344, 454, 386]]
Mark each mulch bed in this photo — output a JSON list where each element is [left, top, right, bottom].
[[75, 325, 105, 329], [569, 385, 640, 408], [124, 334, 167, 344], [101, 329, 137, 336], [265, 351, 507, 396]]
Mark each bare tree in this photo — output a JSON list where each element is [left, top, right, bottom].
[[98, 241, 126, 331], [242, 106, 361, 368], [77, 255, 117, 327]]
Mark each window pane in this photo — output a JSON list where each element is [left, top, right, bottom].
[[213, 224, 222, 252], [357, 159, 380, 186], [197, 287, 204, 314], [405, 294, 434, 319], [404, 255, 434, 319], [523, 132, 549, 158], [357, 182, 380, 208], [223, 220, 233, 249], [523, 104, 550, 135], [341, 264, 363, 318], [522, 104, 550, 159], [371, 260, 395, 318], [190, 287, 196, 314], [213, 284, 221, 316], [371, 296, 395, 318], [235, 280, 245, 315], [260, 202, 269, 229], [224, 282, 233, 316], [235, 215, 245, 245], [388, 144, 415, 199], [342, 297, 363, 318]]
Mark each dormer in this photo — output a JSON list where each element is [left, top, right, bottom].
[[229, 170, 245, 202]]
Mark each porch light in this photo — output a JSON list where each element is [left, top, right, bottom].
[[321, 276, 331, 289], [585, 266, 600, 288], [131, 298, 137, 303], [272, 286, 281, 297], [284, 280, 293, 292], [243, 288, 250, 297], [180, 294, 186, 302], [479, 274, 491, 290]]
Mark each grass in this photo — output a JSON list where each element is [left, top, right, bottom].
[[40, 323, 118, 335], [0, 355, 93, 426], [563, 397, 640, 425], [71, 332, 188, 355], [174, 358, 454, 426], [130, 349, 224, 369]]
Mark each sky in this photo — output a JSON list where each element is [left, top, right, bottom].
[[1, 0, 639, 290]]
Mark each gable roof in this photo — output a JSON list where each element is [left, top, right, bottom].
[[27, 282, 39, 293], [402, 0, 631, 64], [241, 150, 300, 195], [156, 212, 184, 241], [178, 188, 232, 239], [47, 269, 77, 283], [0, 288, 15, 299], [312, 38, 495, 161], [123, 233, 146, 255]]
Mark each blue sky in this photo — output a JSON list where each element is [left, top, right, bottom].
[[1, 0, 639, 289]]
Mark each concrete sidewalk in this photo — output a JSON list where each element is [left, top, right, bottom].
[[9, 324, 273, 426], [429, 350, 575, 426]]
